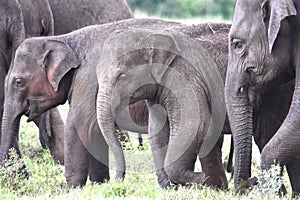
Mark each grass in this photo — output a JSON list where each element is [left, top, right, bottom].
[[0, 104, 298, 199], [133, 10, 232, 25]]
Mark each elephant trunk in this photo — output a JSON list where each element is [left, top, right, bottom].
[[33, 108, 65, 165], [0, 102, 22, 163], [225, 80, 253, 193], [96, 82, 125, 180]]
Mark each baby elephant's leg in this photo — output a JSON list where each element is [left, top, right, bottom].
[[64, 114, 89, 188], [88, 123, 110, 184], [200, 135, 228, 189]]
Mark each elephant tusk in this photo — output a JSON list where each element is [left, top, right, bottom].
[[239, 87, 244, 93]]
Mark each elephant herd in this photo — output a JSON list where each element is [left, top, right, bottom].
[[0, 0, 300, 197]]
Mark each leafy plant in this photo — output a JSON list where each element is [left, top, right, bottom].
[[0, 149, 29, 194], [250, 164, 284, 197]]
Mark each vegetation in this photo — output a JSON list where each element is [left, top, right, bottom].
[[0, 115, 298, 199], [127, 0, 236, 20]]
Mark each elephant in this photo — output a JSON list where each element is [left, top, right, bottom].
[[48, 0, 133, 35], [96, 22, 234, 188], [2, 18, 232, 188], [96, 21, 296, 189], [4, 17, 291, 189], [0, 0, 133, 165], [225, 0, 300, 195], [0, 0, 64, 164]]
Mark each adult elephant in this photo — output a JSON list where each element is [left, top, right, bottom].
[[225, 0, 300, 195], [2, 19, 230, 188], [0, 0, 133, 164], [48, 0, 133, 35], [0, 0, 65, 164]]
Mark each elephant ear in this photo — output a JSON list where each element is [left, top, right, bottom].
[[266, 0, 296, 53], [142, 33, 179, 83], [37, 40, 80, 92]]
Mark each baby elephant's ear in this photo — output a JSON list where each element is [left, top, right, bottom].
[[39, 40, 80, 92]]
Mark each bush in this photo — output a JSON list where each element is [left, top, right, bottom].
[[0, 149, 29, 194], [250, 164, 284, 197]]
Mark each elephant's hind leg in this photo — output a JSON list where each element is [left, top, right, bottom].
[[200, 135, 228, 189]]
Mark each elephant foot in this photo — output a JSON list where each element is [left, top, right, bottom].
[[189, 172, 206, 185], [66, 174, 88, 188], [158, 177, 174, 189], [115, 170, 125, 181], [204, 175, 228, 189], [248, 176, 258, 188], [89, 173, 110, 184], [156, 169, 174, 189]]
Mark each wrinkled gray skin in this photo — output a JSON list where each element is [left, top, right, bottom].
[[48, 0, 133, 35], [225, 0, 300, 195], [97, 20, 295, 190], [5, 17, 292, 189], [0, 0, 65, 164], [5, 19, 230, 188], [97, 22, 234, 189], [0, 0, 133, 165]]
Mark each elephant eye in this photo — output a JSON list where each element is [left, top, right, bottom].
[[231, 38, 245, 53], [118, 73, 127, 80], [14, 78, 26, 88]]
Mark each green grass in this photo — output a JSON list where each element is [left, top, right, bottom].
[[133, 10, 232, 25], [0, 107, 298, 200]]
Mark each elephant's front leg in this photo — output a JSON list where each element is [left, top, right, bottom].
[[64, 113, 89, 188], [199, 135, 228, 189], [147, 101, 171, 188], [285, 155, 300, 196]]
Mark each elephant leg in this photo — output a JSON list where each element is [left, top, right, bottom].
[[260, 72, 300, 171], [47, 108, 65, 165], [285, 155, 300, 196], [88, 154, 109, 184], [164, 141, 204, 185], [0, 65, 4, 136], [64, 114, 89, 188], [163, 95, 209, 186], [200, 135, 228, 189], [88, 125, 110, 184], [147, 102, 171, 188]]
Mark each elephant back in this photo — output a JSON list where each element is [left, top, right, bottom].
[[48, 0, 133, 35], [174, 23, 231, 82]]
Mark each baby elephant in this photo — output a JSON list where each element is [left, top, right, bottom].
[[1, 18, 229, 188], [96, 25, 230, 188]]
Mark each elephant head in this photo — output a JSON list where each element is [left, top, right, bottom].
[[0, 0, 68, 164], [225, 0, 297, 192], [0, 38, 79, 163]]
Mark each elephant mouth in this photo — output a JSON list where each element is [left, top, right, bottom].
[[25, 101, 31, 117]]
